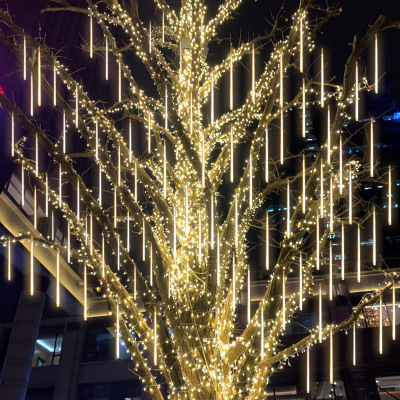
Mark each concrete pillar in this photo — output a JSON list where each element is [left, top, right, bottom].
[[343, 367, 380, 400], [0, 289, 45, 400], [53, 321, 85, 400]]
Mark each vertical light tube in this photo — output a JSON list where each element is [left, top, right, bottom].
[[8, 237, 11, 281], [84, 262, 87, 320], [134, 162, 138, 202], [45, 173, 48, 217], [217, 230, 220, 286], [90, 12, 93, 58], [286, 179, 290, 237], [21, 164, 25, 207], [373, 206, 376, 266], [379, 294, 383, 354], [211, 70, 214, 124], [190, 93, 193, 135], [53, 61, 57, 106], [201, 133, 205, 188], [142, 220, 146, 261], [162, 11, 165, 42], [234, 194, 238, 248], [339, 134, 343, 194], [393, 282, 396, 341], [37, 46, 41, 107], [370, 118, 374, 177], [116, 302, 120, 359], [63, 109, 66, 154], [99, 165, 102, 206], [282, 270, 286, 330], [265, 126, 269, 182], [90, 212, 93, 255], [306, 343, 310, 393], [59, 165, 62, 208], [149, 21, 152, 53], [353, 320, 356, 366], [36, 133, 39, 175], [319, 283, 322, 342], [230, 49, 233, 110], [251, 43, 255, 102], [357, 223, 361, 283], [329, 241, 333, 300], [211, 191, 214, 249], [118, 143, 121, 186], [266, 211, 269, 270], [100, 233, 105, 277], [23, 35, 27, 80], [232, 252, 236, 312], [75, 83, 78, 127], [327, 105, 331, 164], [329, 326, 333, 384], [355, 61, 359, 121], [247, 265, 251, 324], [30, 72, 33, 116], [118, 57, 121, 102], [198, 210, 202, 264], [127, 211, 130, 252], [173, 208, 176, 259], [77, 177, 80, 220], [105, 36, 109, 80], [11, 113, 14, 157], [316, 211, 320, 270], [148, 112, 151, 153], [165, 85, 168, 131], [349, 165, 352, 225], [300, 16, 303, 73], [56, 249, 60, 307], [230, 126, 234, 182], [95, 119, 98, 160], [302, 153, 306, 213], [375, 34, 378, 94], [34, 185, 37, 229], [185, 188, 188, 236], [52, 211, 55, 241], [330, 174, 333, 232], [67, 221, 70, 263], [321, 48, 324, 108], [134, 266, 137, 300], [280, 52, 284, 165], [261, 302, 264, 359], [249, 151, 253, 208], [341, 221, 345, 280], [302, 78, 306, 138], [154, 306, 157, 365], [117, 234, 120, 271], [320, 160, 324, 215], [114, 186, 117, 228], [299, 252, 303, 310], [129, 119, 132, 162], [388, 166, 392, 226], [30, 237, 34, 296]]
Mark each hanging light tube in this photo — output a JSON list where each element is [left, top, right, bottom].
[[355, 61, 359, 121], [211, 70, 214, 125], [217, 229, 220, 286], [261, 302, 264, 359], [116, 302, 120, 359], [300, 17, 303, 73], [38, 46, 41, 107], [249, 151, 253, 208], [232, 251, 236, 311], [375, 34, 378, 94], [349, 165, 353, 224], [357, 223, 361, 283], [198, 210, 202, 264], [211, 191, 214, 249], [142, 220, 146, 261], [75, 83, 79, 127], [230, 125, 234, 183], [316, 211, 320, 270], [379, 294, 383, 354], [63, 109, 66, 154], [235, 194, 238, 248], [105, 36, 109, 80], [45, 173, 48, 217], [370, 118, 374, 177], [302, 78, 306, 138], [8, 237, 11, 281], [282, 270, 286, 330], [330, 174, 333, 232], [67, 221, 70, 263], [247, 265, 251, 324], [321, 48, 324, 108], [327, 105, 331, 164], [341, 221, 345, 280], [56, 249, 60, 307], [306, 343, 310, 393], [373, 206, 376, 266], [148, 112, 151, 153], [330, 326, 333, 384], [30, 72, 33, 116], [287, 179, 290, 237], [36, 133, 39, 175], [154, 306, 157, 365], [101, 233, 105, 277], [339, 134, 343, 194], [21, 164, 25, 207], [11, 113, 14, 157], [165, 85, 168, 131], [99, 165, 102, 206], [59, 165, 62, 208], [230, 48, 233, 110], [266, 211, 269, 270], [329, 241, 333, 300], [388, 166, 392, 226], [252, 43, 255, 102], [84, 262, 87, 320], [34, 185, 37, 229], [393, 282, 396, 341], [265, 125, 269, 182], [319, 283, 322, 342], [353, 320, 356, 366], [77, 177, 80, 220], [299, 252, 303, 310], [320, 160, 324, 215], [118, 57, 121, 102], [53, 62, 57, 106], [90, 12, 93, 58], [302, 153, 306, 213], [114, 186, 117, 228], [23, 35, 26, 80], [30, 237, 34, 296], [149, 21, 152, 53]]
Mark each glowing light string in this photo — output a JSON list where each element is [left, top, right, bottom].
[[379, 294, 383, 354], [388, 166, 392, 225], [341, 221, 345, 280], [56, 249, 60, 307], [266, 211, 269, 270], [302, 78, 306, 138], [373, 206, 376, 266], [116, 302, 120, 359], [375, 34, 378, 94], [321, 48, 324, 107], [30, 237, 34, 296], [357, 222, 361, 283], [370, 118, 374, 177], [38, 46, 41, 107], [265, 125, 268, 182], [355, 61, 359, 121]]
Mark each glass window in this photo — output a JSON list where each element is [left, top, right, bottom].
[[32, 326, 63, 367]]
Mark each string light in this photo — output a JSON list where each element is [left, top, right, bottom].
[[142, 220, 146, 261], [247, 265, 251, 324], [339, 134, 343, 194], [148, 112, 151, 153], [185, 188, 188, 236], [34, 185, 37, 229], [38, 46, 41, 107], [84, 261, 87, 320], [162, 11, 165, 42], [7, 237, 11, 281], [118, 143, 121, 186], [56, 249, 60, 307], [370, 118, 374, 177], [320, 159, 323, 215], [329, 326, 333, 384], [319, 283, 322, 342], [45, 173, 48, 217], [23, 35, 26, 80], [353, 320, 356, 366], [249, 151, 253, 207], [99, 165, 102, 206], [118, 57, 121, 102], [375, 33, 378, 94], [302, 153, 306, 213], [63, 109, 66, 154], [321, 48, 324, 107], [90, 12, 93, 58], [165, 85, 168, 131], [36, 133, 39, 175], [329, 242, 333, 300], [349, 165, 352, 224], [373, 206, 376, 266], [230, 47, 233, 110], [327, 105, 331, 164], [266, 211, 269, 270], [265, 125, 268, 182], [306, 343, 310, 393], [393, 282, 396, 341], [149, 21, 152, 53], [53, 61, 57, 106], [341, 221, 345, 280], [234, 194, 238, 248], [230, 125, 234, 182], [260, 302, 264, 359], [282, 270, 286, 330], [330, 173, 333, 232], [154, 306, 157, 365], [173, 208, 176, 259], [77, 177, 80, 220], [232, 251, 236, 311], [286, 179, 290, 237], [67, 221, 70, 263], [30, 237, 34, 296], [251, 43, 255, 102], [379, 294, 383, 354], [198, 210, 202, 263], [316, 211, 320, 270], [59, 165, 62, 208], [210, 191, 214, 249], [211, 70, 214, 125], [280, 52, 284, 165], [357, 223, 361, 283], [11, 112, 14, 157], [134, 162, 137, 202], [134, 266, 137, 300], [302, 78, 306, 138], [21, 164, 25, 207], [105, 36, 108, 80], [299, 252, 303, 310], [30, 72, 33, 116], [75, 83, 78, 127], [300, 16, 303, 73], [355, 61, 359, 121], [388, 166, 392, 225], [114, 186, 117, 228], [116, 302, 120, 359], [217, 229, 220, 286]]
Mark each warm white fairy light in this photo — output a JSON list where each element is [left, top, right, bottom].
[[302, 78, 306, 138], [105, 36, 108, 80], [142, 220, 146, 261], [327, 105, 331, 164], [370, 118, 374, 177], [36, 133, 39, 175], [373, 206, 376, 266], [101, 234, 105, 277], [117, 235, 120, 271], [230, 48, 233, 110], [173, 208, 176, 258], [37, 46, 41, 107], [329, 174, 333, 232], [23, 35, 26, 80], [11, 112, 14, 157], [341, 221, 345, 280], [260, 302, 264, 359], [329, 326, 333, 384], [217, 230, 220, 286], [249, 151, 253, 207], [234, 194, 238, 248], [357, 222, 361, 283], [149, 21, 152, 53], [154, 306, 157, 365], [21, 164, 24, 207], [232, 252, 236, 311], [89, 12, 93, 58], [282, 269, 286, 330], [355, 61, 359, 121], [134, 266, 137, 300], [53, 61, 57, 106], [375, 34, 378, 94], [299, 252, 303, 310], [306, 343, 310, 393], [165, 86, 168, 131], [148, 112, 151, 153], [316, 211, 320, 270], [251, 43, 255, 102], [118, 57, 121, 102], [116, 302, 120, 359], [44, 173, 48, 217], [98, 166, 102, 206], [353, 320, 356, 366], [89, 212, 93, 255], [52, 211, 55, 241], [33, 185, 37, 229], [210, 191, 214, 249], [198, 210, 202, 263], [7, 237, 11, 281], [320, 160, 323, 214], [339, 134, 343, 194], [319, 283, 322, 342], [30, 237, 34, 296], [211, 70, 214, 125], [280, 53, 284, 165], [393, 283, 396, 341], [266, 211, 269, 270], [30, 72, 33, 116], [118, 144, 121, 186], [265, 126, 268, 182], [134, 162, 137, 202], [75, 83, 78, 126], [230, 126, 234, 183], [388, 166, 392, 225], [349, 165, 352, 224], [321, 48, 324, 108], [84, 262, 87, 320], [379, 294, 383, 354], [302, 153, 306, 213], [67, 221, 70, 263], [56, 249, 60, 307], [286, 179, 290, 237], [77, 177, 80, 220], [201, 132, 205, 188], [114, 186, 117, 228], [190, 93, 193, 135], [63, 109, 66, 154], [300, 16, 303, 73], [59, 165, 62, 208], [329, 241, 333, 300], [247, 265, 251, 323], [185, 188, 188, 236]]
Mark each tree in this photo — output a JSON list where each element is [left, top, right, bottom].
[[0, 1, 399, 399]]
